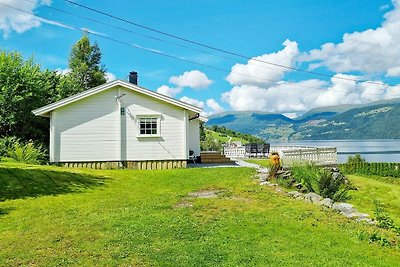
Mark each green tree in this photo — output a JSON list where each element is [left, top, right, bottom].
[[58, 34, 106, 98], [346, 153, 366, 164], [0, 51, 58, 144]]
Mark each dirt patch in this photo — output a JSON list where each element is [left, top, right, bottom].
[[187, 190, 219, 198], [174, 201, 193, 208]]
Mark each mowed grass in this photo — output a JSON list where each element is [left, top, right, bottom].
[[0, 162, 399, 266], [207, 130, 247, 144], [245, 158, 270, 167], [347, 174, 400, 225]]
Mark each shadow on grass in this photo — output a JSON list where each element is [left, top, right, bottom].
[[0, 167, 107, 201], [0, 207, 15, 217]]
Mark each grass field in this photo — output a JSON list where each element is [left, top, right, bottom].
[[207, 130, 247, 144], [244, 158, 270, 167], [347, 174, 400, 225], [1, 162, 399, 266]]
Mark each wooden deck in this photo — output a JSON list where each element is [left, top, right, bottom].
[[200, 151, 234, 164]]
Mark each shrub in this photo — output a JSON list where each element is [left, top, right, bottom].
[[290, 163, 320, 192], [0, 136, 18, 157], [200, 133, 223, 151], [291, 163, 350, 201], [339, 162, 400, 178], [346, 153, 366, 164], [7, 140, 47, 164]]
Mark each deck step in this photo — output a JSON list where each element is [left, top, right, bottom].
[[200, 151, 233, 164]]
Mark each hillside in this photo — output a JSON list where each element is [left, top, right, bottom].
[[207, 98, 400, 141]]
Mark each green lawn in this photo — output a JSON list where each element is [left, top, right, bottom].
[[207, 130, 247, 144], [347, 174, 400, 225], [244, 158, 270, 167], [0, 162, 399, 266]]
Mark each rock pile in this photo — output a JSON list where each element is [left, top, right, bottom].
[[255, 166, 374, 225]]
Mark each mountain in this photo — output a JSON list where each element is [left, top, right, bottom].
[[206, 98, 400, 141], [296, 98, 400, 121]]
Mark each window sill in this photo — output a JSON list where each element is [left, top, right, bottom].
[[136, 135, 161, 138]]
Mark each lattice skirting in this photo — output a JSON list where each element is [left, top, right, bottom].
[[52, 160, 188, 170]]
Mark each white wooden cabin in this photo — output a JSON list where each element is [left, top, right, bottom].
[[32, 73, 207, 169]]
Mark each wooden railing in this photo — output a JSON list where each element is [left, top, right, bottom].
[[223, 147, 246, 158]]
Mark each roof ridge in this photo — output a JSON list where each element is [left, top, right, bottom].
[[32, 80, 204, 117]]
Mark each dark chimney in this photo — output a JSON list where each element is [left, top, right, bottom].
[[128, 71, 138, 85]]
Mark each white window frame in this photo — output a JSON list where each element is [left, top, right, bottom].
[[136, 115, 161, 137]]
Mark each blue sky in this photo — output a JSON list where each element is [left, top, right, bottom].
[[1, 0, 400, 116]]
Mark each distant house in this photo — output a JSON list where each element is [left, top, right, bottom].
[[33, 72, 207, 169]]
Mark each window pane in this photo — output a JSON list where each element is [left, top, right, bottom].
[[139, 117, 159, 135]]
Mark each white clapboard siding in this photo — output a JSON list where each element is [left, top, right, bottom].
[[52, 88, 119, 162], [49, 84, 203, 163], [188, 120, 200, 156], [121, 87, 187, 160]]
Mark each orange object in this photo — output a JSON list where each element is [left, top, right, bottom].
[[270, 153, 280, 167]]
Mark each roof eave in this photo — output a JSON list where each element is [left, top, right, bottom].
[[31, 79, 204, 116]]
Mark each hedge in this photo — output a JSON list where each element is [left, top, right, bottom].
[[339, 162, 400, 178]]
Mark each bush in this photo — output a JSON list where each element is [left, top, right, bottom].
[[291, 163, 350, 201], [346, 153, 366, 164], [339, 162, 400, 178], [0, 136, 18, 157], [200, 133, 222, 151], [7, 140, 47, 164]]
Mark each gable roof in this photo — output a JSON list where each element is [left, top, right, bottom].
[[32, 80, 207, 122]]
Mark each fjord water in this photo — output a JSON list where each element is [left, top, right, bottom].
[[270, 139, 400, 163]]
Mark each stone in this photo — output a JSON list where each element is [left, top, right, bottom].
[[299, 188, 307, 193], [257, 168, 269, 174], [331, 167, 340, 172], [319, 198, 333, 208], [304, 192, 323, 203], [332, 203, 356, 215], [288, 191, 303, 199], [259, 181, 269, 186], [332, 172, 342, 180], [188, 190, 218, 198], [354, 213, 370, 220], [174, 202, 193, 208], [294, 183, 303, 189]]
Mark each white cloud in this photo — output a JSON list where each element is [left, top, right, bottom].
[[156, 85, 183, 97], [105, 72, 116, 82], [206, 99, 224, 114], [387, 66, 400, 77], [55, 68, 70, 75], [180, 96, 204, 108], [222, 74, 399, 113], [179, 96, 224, 116], [169, 70, 212, 89], [302, 0, 400, 77], [156, 70, 212, 98], [0, 0, 51, 38], [226, 39, 299, 87]]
